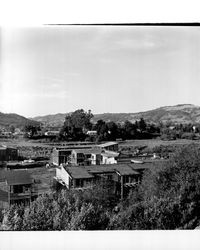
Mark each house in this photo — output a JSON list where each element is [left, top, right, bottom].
[[70, 148, 102, 166], [44, 131, 60, 136], [55, 163, 141, 198], [0, 145, 18, 162], [51, 144, 98, 166], [70, 148, 119, 166], [51, 141, 120, 166], [86, 130, 97, 136], [55, 164, 94, 189], [51, 148, 72, 166], [0, 170, 37, 208], [101, 150, 119, 164], [98, 142, 119, 152]]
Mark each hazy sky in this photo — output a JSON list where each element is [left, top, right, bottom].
[[0, 25, 200, 117]]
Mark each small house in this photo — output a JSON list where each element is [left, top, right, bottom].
[[0, 170, 36, 208]]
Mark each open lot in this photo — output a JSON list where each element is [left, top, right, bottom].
[[27, 167, 56, 194], [119, 139, 200, 149], [0, 138, 53, 159]]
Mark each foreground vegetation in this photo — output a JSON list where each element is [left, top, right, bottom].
[[1, 144, 200, 230]]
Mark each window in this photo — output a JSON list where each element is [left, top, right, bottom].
[[13, 185, 23, 193], [123, 176, 129, 183], [76, 179, 84, 187]]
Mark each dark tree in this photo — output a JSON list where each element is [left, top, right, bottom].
[[61, 109, 93, 140]]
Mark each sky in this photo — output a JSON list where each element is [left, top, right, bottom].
[[0, 25, 200, 117]]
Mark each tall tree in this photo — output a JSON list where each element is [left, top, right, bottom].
[[61, 109, 93, 140]]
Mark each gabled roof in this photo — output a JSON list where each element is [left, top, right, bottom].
[[0, 170, 32, 185]]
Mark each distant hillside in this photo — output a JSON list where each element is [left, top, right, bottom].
[[0, 112, 40, 129], [125, 104, 200, 124], [31, 113, 67, 127], [32, 104, 200, 126]]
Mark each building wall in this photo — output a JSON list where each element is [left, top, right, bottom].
[[0, 181, 8, 192], [0, 149, 6, 161], [0, 182, 33, 208], [51, 148, 59, 165], [71, 151, 86, 166], [91, 153, 101, 165], [0, 200, 8, 209], [58, 150, 71, 165], [101, 156, 117, 164], [56, 165, 71, 188], [0, 148, 18, 161], [51, 149, 71, 165], [73, 178, 93, 189], [104, 144, 118, 152], [6, 148, 18, 161], [123, 175, 139, 184]]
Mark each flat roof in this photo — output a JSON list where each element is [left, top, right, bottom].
[[101, 150, 119, 157], [72, 148, 102, 155], [54, 145, 98, 150], [99, 142, 118, 148]]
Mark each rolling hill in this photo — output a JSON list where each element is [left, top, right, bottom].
[[31, 104, 200, 126], [0, 112, 40, 129]]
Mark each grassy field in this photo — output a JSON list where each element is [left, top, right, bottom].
[[119, 139, 200, 149], [0, 138, 53, 159], [27, 167, 56, 194], [0, 138, 52, 148]]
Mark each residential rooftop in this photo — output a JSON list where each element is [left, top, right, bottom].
[[99, 142, 118, 147], [101, 150, 119, 157], [65, 167, 94, 179], [0, 170, 33, 185], [63, 161, 167, 179], [72, 148, 102, 155]]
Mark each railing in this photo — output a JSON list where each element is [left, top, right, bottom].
[[10, 192, 32, 200], [123, 181, 140, 187]]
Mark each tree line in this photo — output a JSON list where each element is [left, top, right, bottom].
[[1, 144, 200, 230], [57, 109, 160, 141], [23, 109, 200, 141]]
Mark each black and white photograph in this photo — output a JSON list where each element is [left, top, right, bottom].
[[1, 15, 200, 249]]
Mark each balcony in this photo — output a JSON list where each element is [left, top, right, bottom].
[[10, 188, 38, 200], [123, 181, 140, 188]]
